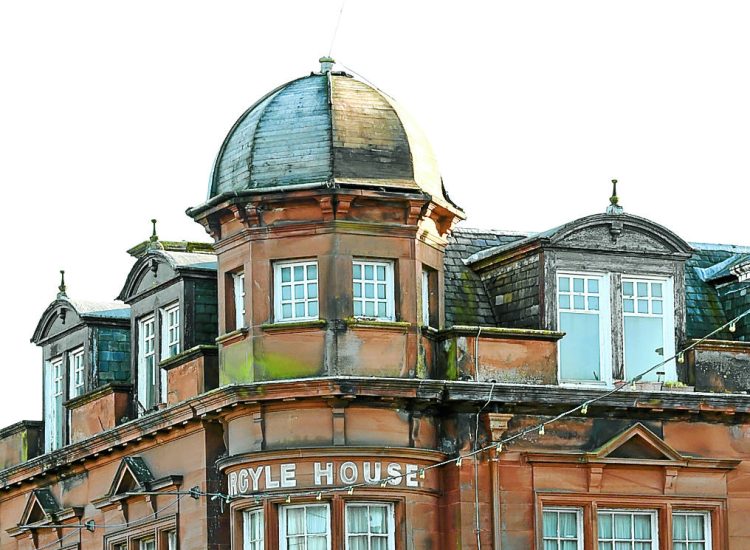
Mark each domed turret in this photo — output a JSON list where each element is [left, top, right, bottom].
[[204, 59, 457, 211]]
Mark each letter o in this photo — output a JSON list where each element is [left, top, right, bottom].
[[340, 461, 358, 484]]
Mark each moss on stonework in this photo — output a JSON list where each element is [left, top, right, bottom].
[[444, 338, 458, 380], [452, 271, 482, 324], [254, 353, 322, 380], [220, 344, 254, 385]]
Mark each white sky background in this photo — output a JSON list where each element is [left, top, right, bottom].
[[0, 1, 748, 427]]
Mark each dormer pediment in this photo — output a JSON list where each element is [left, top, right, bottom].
[[589, 423, 683, 463], [19, 488, 60, 526], [108, 456, 155, 498]]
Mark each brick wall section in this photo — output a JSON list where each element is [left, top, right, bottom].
[[193, 278, 218, 345], [94, 326, 131, 385], [480, 253, 541, 329]]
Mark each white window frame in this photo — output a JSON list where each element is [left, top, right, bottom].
[[345, 502, 395, 550], [234, 272, 246, 329], [279, 503, 331, 550], [421, 269, 431, 327], [166, 529, 178, 550], [556, 271, 612, 386], [274, 260, 319, 323], [137, 314, 156, 412], [622, 275, 676, 382], [138, 537, 156, 550], [243, 508, 264, 550], [352, 259, 395, 321], [597, 509, 658, 549], [541, 507, 583, 550], [672, 510, 712, 550], [45, 356, 64, 452], [69, 347, 85, 399], [161, 302, 181, 360]]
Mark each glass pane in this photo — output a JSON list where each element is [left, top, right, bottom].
[[365, 302, 375, 316], [634, 544, 651, 550], [354, 302, 362, 316], [287, 508, 304, 535], [282, 267, 291, 283], [687, 515, 704, 540], [673, 544, 687, 550], [687, 544, 704, 550], [673, 514, 686, 540], [637, 282, 648, 297], [614, 542, 631, 550], [295, 303, 305, 317], [377, 284, 386, 299], [598, 513, 613, 538], [573, 295, 585, 310], [559, 295, 571, 310], [599, 544, 613, 550], [614, 514, 631, 539], [623, 281, 634, 297], [308, 301, 318, 317], [370, 506, 387, 533], [348, 507, 368, 534], [307, 264, 317, 280], [353, 264, 362, 279], [651, 283, 662, 297], [652, 300, 662, 314], [288, 536, 304, 550], [560, 512, 577, 537], [624, 299, 635, 313], [560, 312, 601, 381], [365, 284, 375, 299], [307, 506, 328, 534], [588, 296, 600, 311], [294, 265, 304, 281], [377, 265, 386, 280], [588, 279, 599, 293], [633, 515, 651, 538], [559, 277, 570, 292], [282, 304, 292, 318], [308, 536, 327, 550], [543, 512, 557, 537], [371, 538, 388, 550], [308, 283, 318, 299], [544, 542, 558, 550], [354, 283, 362, 298], [349, 536, 367, 550], [638, 300, 649, 314], [562, 542, 577, 550], [365, 265, 374, 280], [377, 303, 386, 318], [573, 278, 584, 292], [624, 316, 663, 380], [295, 284, 305, 299]]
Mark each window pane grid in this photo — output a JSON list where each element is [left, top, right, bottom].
[[345, 503, 393, 550], [163, 304, 180, 357], [353, 260, 393, 321], [558, 275, 601, 313], [235, 272, 246, 329], [276, 261, 318, 322], [673, 511, 710, 550], [244, 508, 264, 550], [139, 316, 156, 409], [52, 359, 63, 397], [622, 279, 664, 317], [597, 510, 656, 550], [281, 504, 329, 550], [542, 508, 581, 550]]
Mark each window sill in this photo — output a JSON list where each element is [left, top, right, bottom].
[[261, 319, 327, 332], [216, 327, 249, 346], [345, 318, 411, 332]]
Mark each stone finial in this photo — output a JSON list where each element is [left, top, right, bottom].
[[147, 218, 164, 251], [150, 219, 158, 242], [57, 269, 67, 298], [319, 56, 335, 74], [606, 179, 624, 215]]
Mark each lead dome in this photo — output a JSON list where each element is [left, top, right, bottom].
[[208, 59, 456, 209]]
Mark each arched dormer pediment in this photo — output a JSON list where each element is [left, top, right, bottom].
[[117, 250, 217, 303], [543, 213, 694, 258], [31, 297, 129, 345]]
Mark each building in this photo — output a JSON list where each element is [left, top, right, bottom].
[[1, 57, 749, 550]]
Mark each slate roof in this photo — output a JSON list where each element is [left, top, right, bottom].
[[203, 69, 456, 212], [160, 251, 217, 271], [444, 227, 530, 326], [65, 298, 130, 320]]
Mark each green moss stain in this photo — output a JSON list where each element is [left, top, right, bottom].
[[453, 271, 481, 325], [444, 338, 458, 380], [220, 342, 254, 385], [255, 353, 322, 380]]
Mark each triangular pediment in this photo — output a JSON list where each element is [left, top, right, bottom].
[[108, 456, 155, 498], [591, 423, 683, 462], [19, 488, 60, 526]]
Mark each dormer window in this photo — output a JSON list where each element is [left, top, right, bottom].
[[161, 303, 180, 358], [69, 347, 85, 399], [137, 314, 157, 411], [44, 357, 64, 451], [274, 260, 319, 322], [353, 259, 394, 321]]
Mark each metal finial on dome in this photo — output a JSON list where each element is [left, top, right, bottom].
[[319, 56, 335, 73], [148, 219, 165, 251], [606, 179, 624, 215], [150, 219, 158, 241], [57, 269, 67, 298]]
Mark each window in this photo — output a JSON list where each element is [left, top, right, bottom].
[[557, 273, 611, 383], [345, 503, 394, 550], [243, 508, 264, 550], [139, 538, 156, 550], [274, 261, 319, 322], [161, 303, 180, 359], [165, 530, 177, 550], [69, 347, 84, 399], [542, 508, 582, 550], [672, 511, 711, 550], [597, 510, 657, 550], [421, 269, 433, 327], [279, 504, 330, 550], [622, 278, 675, 381], [234, 272, 246, 329], [137, 315, 157, 412], [44, 357, 64, 451], [353, 260, 394, 321]]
